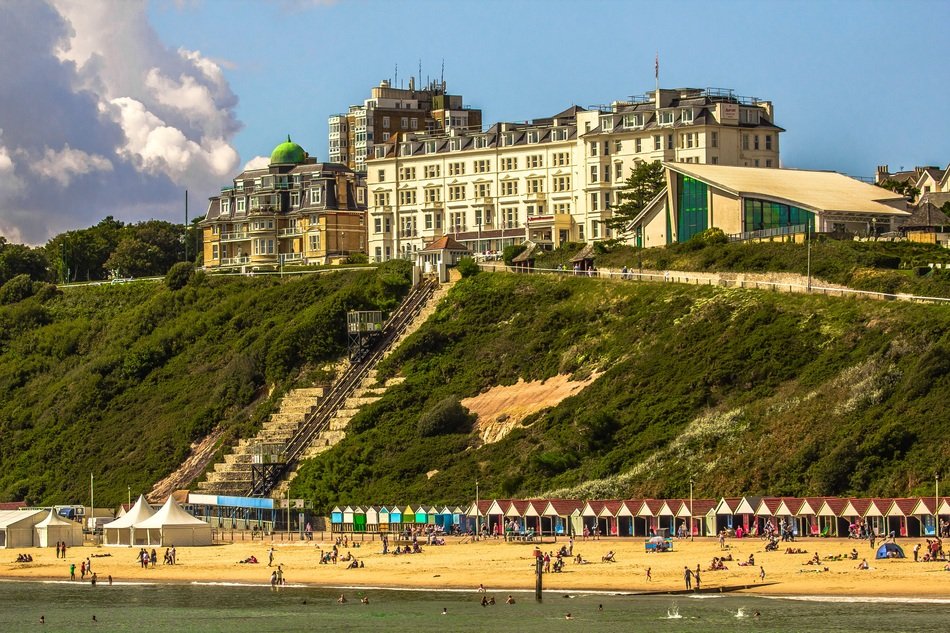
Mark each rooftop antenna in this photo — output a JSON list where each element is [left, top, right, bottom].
[[441, 58, 445, 90], [394, 63, 398, 88], [418, 59, 422, 89]]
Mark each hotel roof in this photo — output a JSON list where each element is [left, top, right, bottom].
[[665, 163, 910, 217]]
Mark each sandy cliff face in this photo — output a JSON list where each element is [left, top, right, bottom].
[[463, 373, 600, 444]]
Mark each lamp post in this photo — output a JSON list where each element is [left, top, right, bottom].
[[128, 485, 131, 508], [936, 474, 941, 538], [806, 218, 812, 293], [90, 473, 95, 540], [475, 480, 480, 539]]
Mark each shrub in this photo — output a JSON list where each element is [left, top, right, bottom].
[[0, 274, 36, 304], [416, 396, 475, 437], [345, 253, 369, 265], [456, 257, 480, 278], [165, 262, 195, 290]]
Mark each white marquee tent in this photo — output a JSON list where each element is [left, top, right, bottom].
[[34, 509, 83, 547], [135, 496, 212, 546], [0, 509, 46, 549], [103, 495, 155, 546]]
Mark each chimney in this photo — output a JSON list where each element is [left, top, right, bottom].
[[409, 76, 415, 91], [876, 165, 889, 183]]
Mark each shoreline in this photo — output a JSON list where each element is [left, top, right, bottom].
[[3, 537, 947, 599]]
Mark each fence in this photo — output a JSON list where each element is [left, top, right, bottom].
[[481, 263, 950, 305]]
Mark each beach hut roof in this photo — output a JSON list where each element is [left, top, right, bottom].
[[667, 500, 690, 517], [818, 498, 848, 516], [104, 495, 155, 529], [524, 501, 543, 517], [715, 498, 742, 514], [842, 499, 870, 517], [800, 498, 826, 515], [734, 497, 761, 515], [689, 499, 718, 516], [0, 502, 27, 511], [755, 498, 782, 516], [601, 500, 623, 517], [910, 498, 933, 515], [582, 501, 604, 517], [506, 500, 530, 516], [618, 500, 638, 517], [543, 500, 582, 516], [888, 498, 918, 516], [486, 499, 508, 515], [938, 498, 950, 515], [865, 499, 891, 517], [637, 499, 666, 516]]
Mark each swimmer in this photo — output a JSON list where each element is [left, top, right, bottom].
[[337, 593, 347, 604], [505, 595, 515, 604], [40, 616, 45, 624], [92, 615, 98, 623], [441, 608, 448, 615], [360, 596, 369, 605], [565, 613, 573, 620]]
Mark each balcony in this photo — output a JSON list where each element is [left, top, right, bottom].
[[220, 232, 250, 242], [279, 252, 303, 263], [249, 224, 275, 234], [220, 256, 250, 266], [524, 192, 546, 202], [371, 205, 394, 215], [278, 227, 302, 237]]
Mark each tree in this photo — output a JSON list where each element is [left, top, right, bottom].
[[104, 237, 161, 278], [877, 178, 919, 200], [0, 242, 50, 284], [602, 160, 666, 241]]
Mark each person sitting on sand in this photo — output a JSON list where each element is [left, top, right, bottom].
[[477, 583, 486, 593], [602, 551, 616, 563], [851, 549, 859, 560], [488, 596, 496, 605], [347, 559, 359, 569], [857, 559, 869, 570]]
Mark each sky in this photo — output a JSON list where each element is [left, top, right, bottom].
[[1, 0, 948, 245]]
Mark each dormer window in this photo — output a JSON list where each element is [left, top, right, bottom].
[[681, 108, 694, 123], [400, 142, 413, 155], [740, 109, 760, 125], [600, 115, 613, 131], [502, 132, 514, 146], [658, 111, 674, 125], [527, 130, 540, 144], [425, 140, 437, 154], [551, 128, 568, 141], [473, 136, 489, 149], [623, 113, 642, 128], [450, 138, 462, 151]]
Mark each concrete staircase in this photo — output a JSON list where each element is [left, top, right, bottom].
[[270, 277, 455, 497], [195, 387, 324, 496]]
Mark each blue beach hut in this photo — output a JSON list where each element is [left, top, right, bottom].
[[330, 506, 343, 533]]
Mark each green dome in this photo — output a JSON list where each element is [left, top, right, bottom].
[[269, 135, 306, 165]]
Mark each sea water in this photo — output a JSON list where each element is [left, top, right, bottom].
[[1, 580, 948, 632]]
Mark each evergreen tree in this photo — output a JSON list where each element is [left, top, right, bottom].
[[603, 160, 666, 242]]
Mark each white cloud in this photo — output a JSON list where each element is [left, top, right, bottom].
[[31, 144, 113, 187], [243, 156, 271, 171], [0, 0, 244, 244]]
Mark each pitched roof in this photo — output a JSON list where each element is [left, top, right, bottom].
[[903, 201, 950, 227], [420, 235, 470, 253], [666, 163, 910, 217]]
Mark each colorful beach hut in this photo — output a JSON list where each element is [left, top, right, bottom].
[[600, 501, 622, 536], [817, 498, 849, 537], [714, 498, 742, 534], [365, 506, 380, 533], [910, 498, 936, 536], [377, 506, 390, 533], [389, 506, 403, 531], [580, 501, 603, 536], [616, 500, 637, 536], [353, 506, 367, 533], [330, 506, 344, 533], [485, 500, 508, 536], [799, 498, 824, 536], [542, 500, 580, 536]]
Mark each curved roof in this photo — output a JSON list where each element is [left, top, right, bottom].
[[665, 162, 910, 217], [270, 135, 306, 165]]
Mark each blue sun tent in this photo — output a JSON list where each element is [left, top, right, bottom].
[[875, 543, 905, 559]]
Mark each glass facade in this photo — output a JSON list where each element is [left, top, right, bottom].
[[743, 198, 814, 232], [677, 175, 708, 242]]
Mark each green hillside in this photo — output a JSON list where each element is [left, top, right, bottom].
[[291, 271, 950, 509], [0, 263, 412, 506]]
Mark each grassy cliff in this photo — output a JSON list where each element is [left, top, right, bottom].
[[0, 263, 412, 506], [291, 271, 950, 509]]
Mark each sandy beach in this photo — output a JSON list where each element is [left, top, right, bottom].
[[3, 535, 947, 598]]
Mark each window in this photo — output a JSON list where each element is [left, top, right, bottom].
[[424, 213, 433, 230], [374, 218, 382, 233], [212, 244, 218, 260], [526, 177, 544, 193], [475, 182, 491, 198], [425, 141, 436, 154], [527, 154, 543, 168], [501, 157, 518, 171], [377, 169, 386, 182], [449, 138, 462, 151], [424, 164, 440, 178], [754, 135, 760, 150], [590, 192, 599, 211], [681, 108, 694, 123], [635, 138, 642, 153], [592, 220, 600, 238], [501, 132, 514, 146], [590, 142, 599, 157], [711, 156, 719, 164], [551, 128, 567, 141], [743, 198, 813, 232], [590, 165, 598, 183], [658, 110, 674, 125], [473, 135, 489, 149], [614, 140, 622, 153], [527, 130, 540, 143], [604, 191, 611, 208], [448, 161, 465, 176], [410, 118, 418, 130], [474, 159, 491, 173], [600, 115, 612, 131], [373, 192, 390, 207], [711, 131, 718, 148], [449, 212, 465, 231], [310, 187, 322, 205], [740, 109, 760, 125], [399, 166, 416, 180], [667, 134, 674, 150], [552, 152, 570, 166], [677, 174, 709, 242], [357, 188, 365, 204], [449, 184, 466, 200], [221, 198, 230, 214], [623, 113, 642, 128], [553, 202, 571, 215], [398, 189, 417, 205], [400, 117, 408, 129], [503, 206, 518, 228], [309, 233, 320, 251], [424, 187, 441, 203], [755, 159, 760, 167], [577, 222, 585, 240], [501, 180, 518, 196], [765, 134, 773, 150], [553, 175, 571, 192], [382, 116, 390, 129], [375, 246, 382, 261], [766, 159, 773, 168], [742, 134, 750, 150], [653, 135, 661, 151], [289, 192, 299, 208]]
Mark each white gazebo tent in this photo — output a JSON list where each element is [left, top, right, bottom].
[[0, 509, 46, 549], [34, 509, 83, 547], [103, 495, 155, 546], [135, 496, 212, 546]]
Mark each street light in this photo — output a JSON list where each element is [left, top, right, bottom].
[[475, 479, 480, 539], [128, 485, 131, 508], [806, 218, 812, 293], [689, 477, 694, 541]]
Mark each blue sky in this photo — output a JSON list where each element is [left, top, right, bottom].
[[0, 0, 947, 244], [149, 0, 949, 178]]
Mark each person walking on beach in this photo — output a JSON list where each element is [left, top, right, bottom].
[[645, 566, 652, 582], [268, 547, 275, 567], [759, 566, 766, 582], [683, 566, 692, 590], [69, 563, 75, 581], [914, 543, 921, 562], [694, 565, 702, 590]]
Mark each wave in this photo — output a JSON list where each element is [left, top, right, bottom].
[[767, 595, 950, 605]]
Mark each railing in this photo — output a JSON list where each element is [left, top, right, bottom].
[[279, 253, 303, 263], [220, 256, 250, 266], [220, 232, 250, 241], [728, 223, 808, 243], [278, 227, 302, 237], [247, 279, 438, 497]]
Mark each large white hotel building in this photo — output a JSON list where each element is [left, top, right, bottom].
[[364, 87, 783, 262]]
